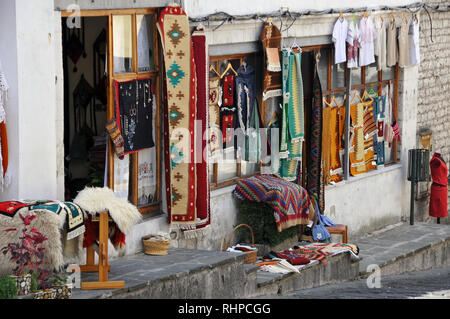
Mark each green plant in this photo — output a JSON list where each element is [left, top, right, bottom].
[[30, 272, 38, 292], [236, 201, 299, 247], [0, 276, 18, 299], [48, 272, 69, 286]]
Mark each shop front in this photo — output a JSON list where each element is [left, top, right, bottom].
[[0, 0, 420, 263]]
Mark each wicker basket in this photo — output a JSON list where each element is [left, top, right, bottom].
[[227, 224, 258, 264], [142, 235, 170, 255]]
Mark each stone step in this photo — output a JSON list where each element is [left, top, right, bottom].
[[354, 222, 450, 278]]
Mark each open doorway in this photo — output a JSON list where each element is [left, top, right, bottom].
[[61, 9, 162, 216], [62, 16, 108, 201]]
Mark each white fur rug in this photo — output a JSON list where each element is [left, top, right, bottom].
[[73, 187, 142, 235], [0, 209, 84, 276]]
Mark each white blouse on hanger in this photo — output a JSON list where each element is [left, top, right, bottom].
[[332, 17, 349, 64], [0, 59, 8, 124], [359, 16, 377, 67], [374, 16, 386, 71], [409, 19, 420, 66]]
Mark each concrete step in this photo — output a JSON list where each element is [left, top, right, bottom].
[[354, 222, 450, 278], [71, 248, 252, 299], [249, 251, 360, 297]]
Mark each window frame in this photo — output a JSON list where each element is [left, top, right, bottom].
[[61, 8, 162, 216], [209, 53, 261, 189]]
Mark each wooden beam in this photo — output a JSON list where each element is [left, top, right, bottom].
[[60, 8, 156, 18]]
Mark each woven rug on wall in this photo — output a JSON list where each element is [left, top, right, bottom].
[[158, 5, 198, 231]]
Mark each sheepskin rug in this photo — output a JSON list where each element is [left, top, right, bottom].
[[73, 187, 142, 235], [0, 209, 84, 277]]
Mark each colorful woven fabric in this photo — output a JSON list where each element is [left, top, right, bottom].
[[260, 23, 282, 100], [306, 59, 324, 212], [232, 174, 310, 232], [208, 77, 221, 155], [158, 5, 197, 228], [288, 52, 305, 143], [28, 202, 86, 241], [185, 27, 211, 238]]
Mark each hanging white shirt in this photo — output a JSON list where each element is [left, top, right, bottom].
[[373, 16, 386, 71], [346, 20, 360, 69], [359, 17, 377, 67], [332, 18, 349, 64], [409, 20, 420, 66]]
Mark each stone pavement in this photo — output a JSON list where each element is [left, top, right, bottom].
[[68, 221, 450, 299], [353, 222, 450, 277], [265, 266, 450, 299], [71, 248, 248, 299]]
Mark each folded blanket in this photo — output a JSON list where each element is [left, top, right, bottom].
[[233, 174, 310, 232]]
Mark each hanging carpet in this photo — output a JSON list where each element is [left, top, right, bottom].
[[158, 5, 198, 230]]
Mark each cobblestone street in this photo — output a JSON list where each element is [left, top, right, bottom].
[[265, 266, 450, 299]]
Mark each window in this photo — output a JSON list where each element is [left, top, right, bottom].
[[108, 10, 161, 214], [208, 53, 262, 188], [313, 44, 399, 185]]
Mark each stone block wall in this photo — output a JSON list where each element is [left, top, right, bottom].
[[417, 0, 450, 223]]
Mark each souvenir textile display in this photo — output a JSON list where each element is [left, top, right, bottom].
[[114, 78, 155, 154], [0, 200, 86, 275], [358, 15, 376, 67], [306, 53, 325, 213], [279, 49, 305, 181], [374, 15, 386, 71], [409, 17, 420, 66], [158, 5, 199, 233], [0, 59, 10, 191], [74, 187, 142, 251], [323, 97, 344, 182], [429, 152, 448, 218], [346, 16, 360, 68], [105, 119, 125, 159], [398, 17, 411, 68], [332, 16, 349, 64], [232, 174, 310, 232], [260, 22, 282, 101], [386, 17, 398, 67], [208, 77, 221, 155], [187, 26, 211, 238]]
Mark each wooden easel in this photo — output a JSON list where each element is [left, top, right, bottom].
[[80, 211, 125, 290]]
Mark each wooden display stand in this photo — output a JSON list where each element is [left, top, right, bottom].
[[79, 211, 125, 290], [325, 224, 348, 243]]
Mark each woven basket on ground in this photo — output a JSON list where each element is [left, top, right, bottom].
[[142, 235, 170, 255], [226, 224, 257, 264]]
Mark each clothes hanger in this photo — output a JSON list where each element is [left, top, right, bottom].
[[362, 90, 374, 102], [290, 37, 302, 53], [368, 86, 378, 97], [220, 62, 238, 78], [339, 12, 344, 20], [350, 92, 363, 105], [209, 64, 220, 77]]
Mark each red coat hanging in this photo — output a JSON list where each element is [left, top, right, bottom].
[[429, 152, 448, 218]]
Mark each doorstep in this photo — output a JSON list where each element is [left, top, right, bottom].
[[71, 248, 248, 299], [354, 222, 450, 278]]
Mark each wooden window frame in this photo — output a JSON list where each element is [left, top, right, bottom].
[[209, 53, 258, 189], [318, 44, 399, 182], [61, 8, 162, 216]]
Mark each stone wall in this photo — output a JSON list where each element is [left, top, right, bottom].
[[416, 0, 450, 223]]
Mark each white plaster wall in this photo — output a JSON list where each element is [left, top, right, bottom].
[[184, 0, 421, 19], [0, 0, 19, 201], [0, 0, 60, 201]]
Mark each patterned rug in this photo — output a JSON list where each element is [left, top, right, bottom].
[[306, 55, 324, 213], [158, 5, 197, 229], [232, 174, 310, 232]]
